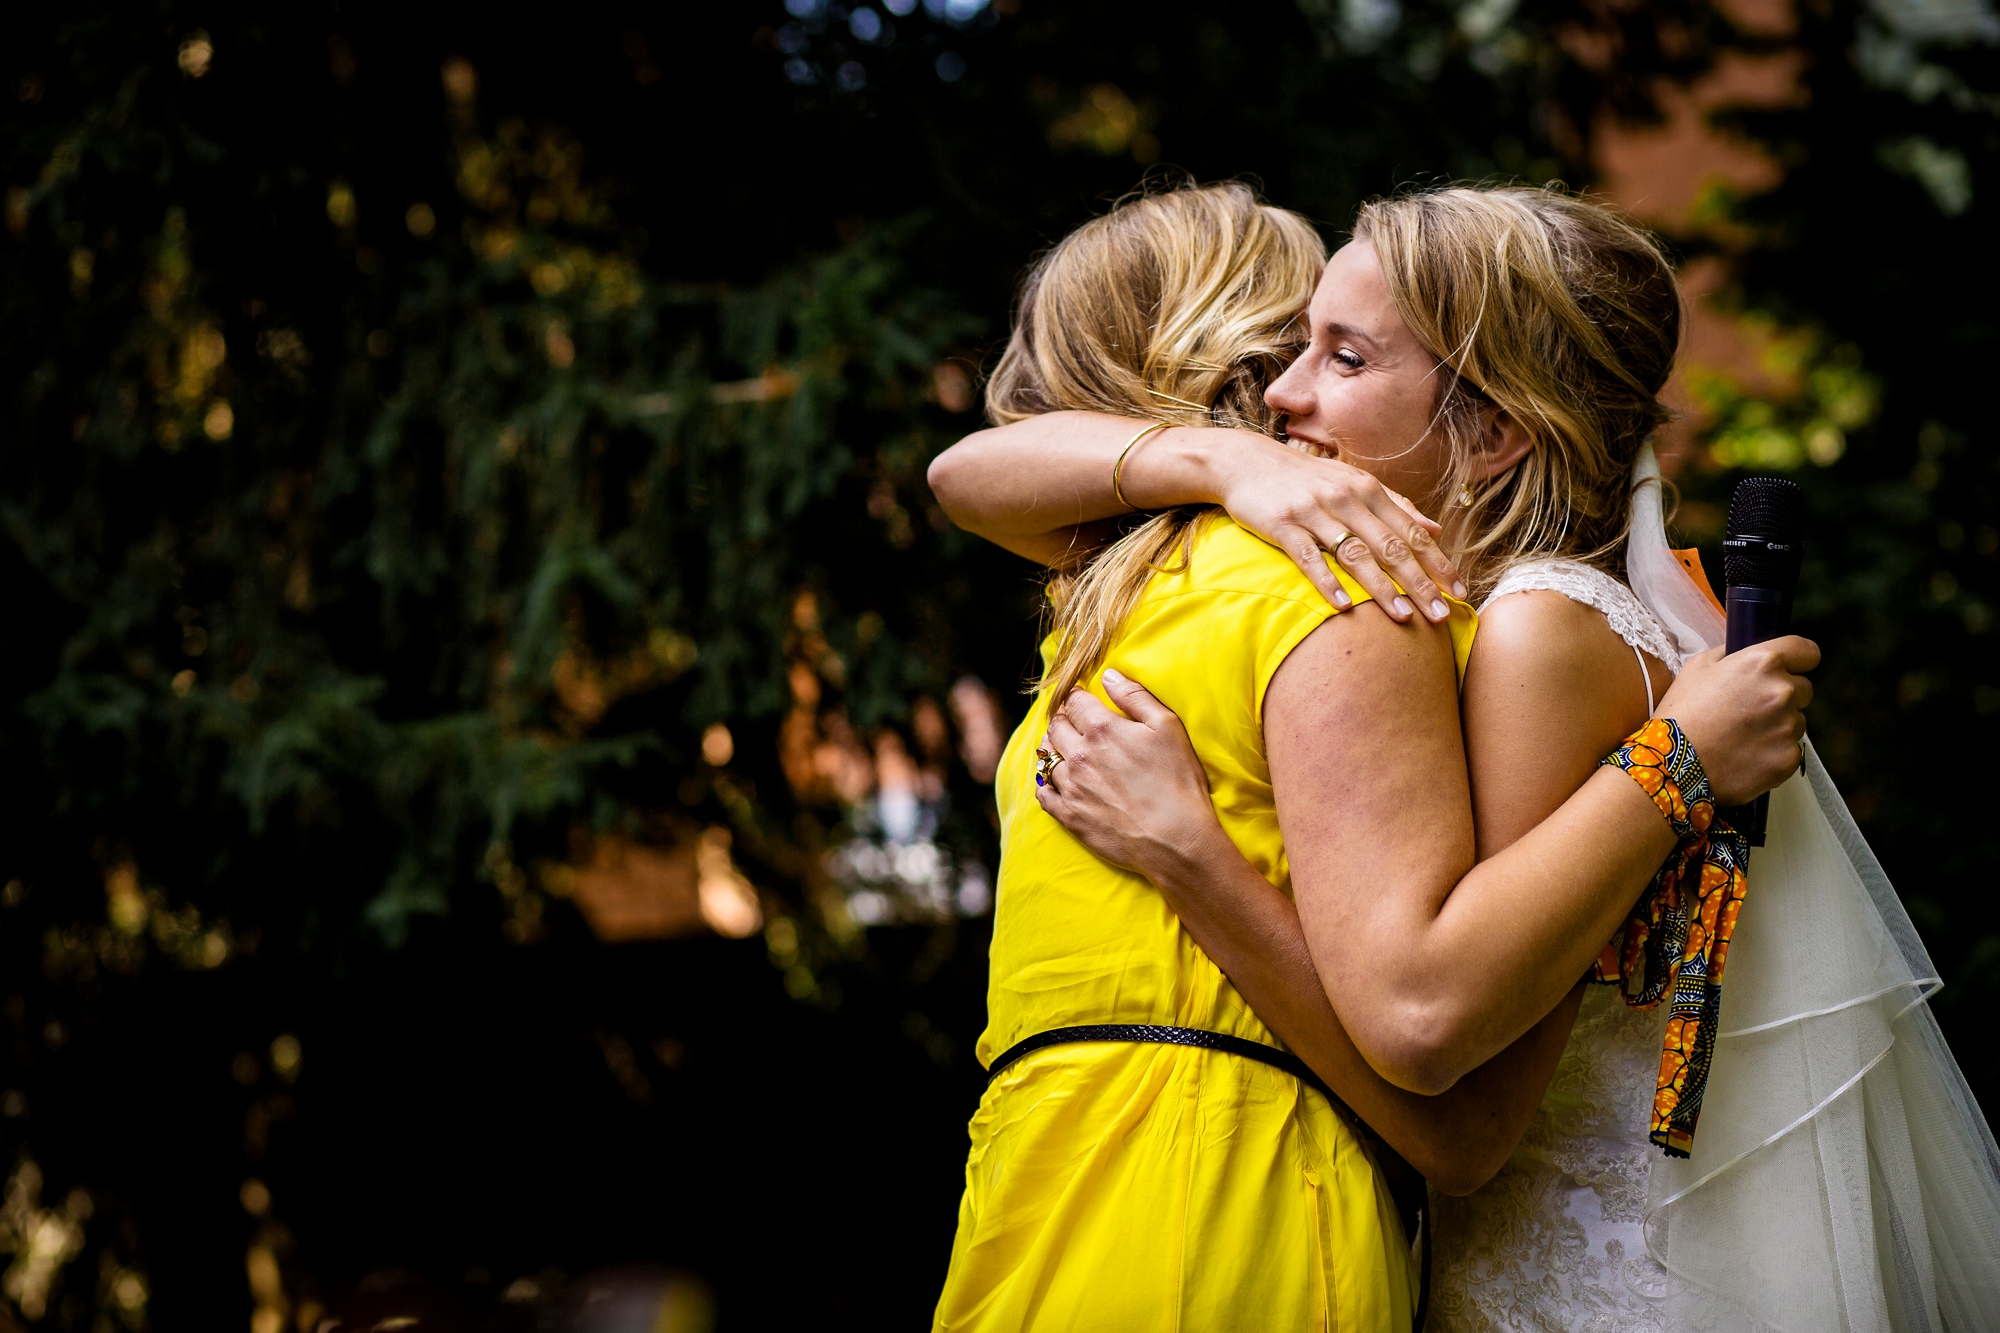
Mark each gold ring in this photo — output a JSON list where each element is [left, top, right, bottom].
[[1329, 531, 1358, 558], [1034, 746, 1065, 788]]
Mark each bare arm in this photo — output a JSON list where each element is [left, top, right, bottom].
[[1040, 678, 1575, 1193], [1044, 610, 1811, 1096], [927, 412, 1464, 622], [1267, 608, 1811, 1093], [1036, 591, 1664, 1192], [1129, 838, 1577, 1196]]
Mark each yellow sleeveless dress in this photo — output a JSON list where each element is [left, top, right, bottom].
[[933, 515, 1476, 1333]]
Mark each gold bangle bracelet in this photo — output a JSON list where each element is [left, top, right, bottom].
[[1112, 421, 1172, 511]]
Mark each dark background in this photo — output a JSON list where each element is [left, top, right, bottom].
[[3, 0, 1996, 1328]]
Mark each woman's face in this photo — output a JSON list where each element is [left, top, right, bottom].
[[1265, 239, 1455, 505]]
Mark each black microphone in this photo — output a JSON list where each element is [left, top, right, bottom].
[[1718, 476, 1805, 846]]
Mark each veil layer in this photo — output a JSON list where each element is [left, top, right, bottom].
[[1626, 443, 2000, 1331]]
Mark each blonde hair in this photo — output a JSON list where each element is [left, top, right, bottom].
[[987, 181, 1325, 702], [1353, 186, 1682, 600]]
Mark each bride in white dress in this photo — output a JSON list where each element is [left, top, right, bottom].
[[1434, 449, 2000, 1333]]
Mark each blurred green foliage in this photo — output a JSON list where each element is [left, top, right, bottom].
[[0, 0, 1994, 1328]]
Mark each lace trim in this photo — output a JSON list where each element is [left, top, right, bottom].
[[1481, 560, 1684, 675]]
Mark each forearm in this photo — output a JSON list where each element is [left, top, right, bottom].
[[926, 413, 1245, 553], [1318, 765, 1674, 1092], [1145, 827, 1579, 1193], [931, 413, 1464, 617], [1267, 609, 1682, 1094]]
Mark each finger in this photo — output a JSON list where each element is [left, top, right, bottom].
[[1327, 526, 1416, 622], [1059, 688, 1120, 733], [1035, 730, 1072, 796], [1035, 768, 1066, 811], [1047, 711, 1085, 758], [1769, 635, 1822, 674], [1398, 517, 1466, 605], [1276, 523, 1355, 612], [1377, 490, 1466, 601], [1099, 668, 1183, 732], [1790, 673, 1814, 712], [1306, 472, 1447, 617], [1382, 486, 1442, 535], [1348, 505, 1450, 621]]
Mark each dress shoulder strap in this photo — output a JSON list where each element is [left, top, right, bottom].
[[1480, 559, 1684, 680]]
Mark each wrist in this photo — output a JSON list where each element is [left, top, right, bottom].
[[1600, 717, 1716, 843], [1121, 426, 1257, 510], [1136, 815, 1233, 895]]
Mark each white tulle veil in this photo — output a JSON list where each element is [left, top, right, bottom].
[[1626, 443, 2000, 1331]]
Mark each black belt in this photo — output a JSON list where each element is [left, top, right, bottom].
[[987, 1023, 1432, 1332]]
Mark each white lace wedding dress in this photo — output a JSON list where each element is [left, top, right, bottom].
[[1430, 559, 1683, 1333], [1426, 448, 2000, 1332]]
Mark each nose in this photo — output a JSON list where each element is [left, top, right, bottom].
[[1265, 357, 1313, 420]]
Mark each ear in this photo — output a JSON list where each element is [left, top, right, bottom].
[[1469, 408, 1535, 480]]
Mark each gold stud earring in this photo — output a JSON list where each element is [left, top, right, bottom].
[[1457, 486, 1475, 508]]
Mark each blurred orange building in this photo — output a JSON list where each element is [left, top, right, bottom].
[[1592, 0, 1803, 473]]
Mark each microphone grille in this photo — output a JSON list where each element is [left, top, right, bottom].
[[1724, 476, 1805, 588]]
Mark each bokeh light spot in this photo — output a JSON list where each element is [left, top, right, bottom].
[[441, 56, 477, 103], [701, 723, 734, 766], [325, 181, 356, 228], [178, 32, 213, 78], [696, 828, 762, 938], [545, 322, 575, 368], [270, 1033, 302, 1081]]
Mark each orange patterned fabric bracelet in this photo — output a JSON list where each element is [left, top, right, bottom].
[[1593, 717, 1750, 1159]]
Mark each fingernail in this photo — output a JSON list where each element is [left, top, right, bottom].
[[1452, 581, 1467, 600], [1333, 587, 1352, 608], [1103, 668, 1126, 685], [1430, 599, 1449, 621], [1393, 596, 1413, 618]]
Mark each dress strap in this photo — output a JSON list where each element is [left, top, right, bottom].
[[1635, 643, 1655, 715]]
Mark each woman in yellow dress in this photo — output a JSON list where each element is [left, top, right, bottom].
[[928, 184, 1814, 1331]]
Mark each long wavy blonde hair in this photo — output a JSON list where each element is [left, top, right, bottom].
[[1353, 187, 1682, 600], [986, 181, 1325, 702]]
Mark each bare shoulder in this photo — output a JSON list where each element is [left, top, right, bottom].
[[1471, 589, 1636, 679], [1269, 599, 1460, 730], [1463, 592, 1661, 855]]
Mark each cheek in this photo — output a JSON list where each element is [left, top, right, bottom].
[[1319, 376, 1398, 448]]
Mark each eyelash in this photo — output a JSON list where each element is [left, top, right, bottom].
[[1334, 349, 1364, 369]]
